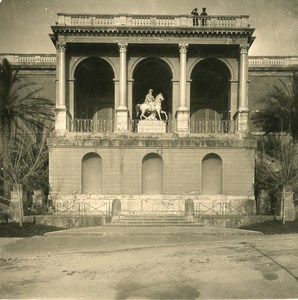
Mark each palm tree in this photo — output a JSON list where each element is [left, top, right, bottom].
[[0, 58, 54, 201], [251, 74, 298, 138]]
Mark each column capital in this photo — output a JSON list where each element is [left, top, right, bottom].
[[179, 43, 189, 54], [240, 44, 249, 54], [56, 41, 66, 52], [118, 42, 128, 53]]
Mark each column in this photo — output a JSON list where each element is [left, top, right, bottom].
[[238, 43, 249, 133], [176, 43, 189, 134], [55, 41, 68, 132], [116, 42, 129, 132], [68, 79, 75, 120]]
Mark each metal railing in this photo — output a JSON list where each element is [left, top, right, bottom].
[[71, 119, 115, 133], [56, 13, 250, 28], [55, 201, 111, 216], [190, 120, 236, 134], [195, 202, 255, 216]]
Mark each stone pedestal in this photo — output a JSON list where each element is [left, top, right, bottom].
[[176, 109, 189, 133], [137, 120, 166, 133], [55, 107, 68, 132], [277, 189, 296, 221], [32, 189, 46, 214], [116, 108, 128, 132], [237, 110, 249, 134], [257, 189, 271, 215]]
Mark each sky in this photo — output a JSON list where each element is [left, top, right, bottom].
[[0, 0, 297, 56]]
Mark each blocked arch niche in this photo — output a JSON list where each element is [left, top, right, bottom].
[[201, 153, 222, 194], [142, 153, 163, 194], [81, 152, 103, 194]]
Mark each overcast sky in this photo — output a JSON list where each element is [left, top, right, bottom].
[[0, 0, 297, 56]]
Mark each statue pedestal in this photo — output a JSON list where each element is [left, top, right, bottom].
[[137, 120, 166, 133]]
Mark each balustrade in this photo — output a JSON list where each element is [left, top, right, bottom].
[[0, 54, 56, 65], [56, 13, 251, 29]]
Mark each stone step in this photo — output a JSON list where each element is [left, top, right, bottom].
[[106, 223, 204, 227], [111, 215, 202, 226]]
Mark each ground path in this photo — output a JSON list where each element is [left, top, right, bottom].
[[0, 226, 297, 299]]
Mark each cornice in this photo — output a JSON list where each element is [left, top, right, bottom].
[[51, 25, 255, 39]]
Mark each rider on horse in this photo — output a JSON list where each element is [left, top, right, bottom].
[[144, 89, 155, 112]]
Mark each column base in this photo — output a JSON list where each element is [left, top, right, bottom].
[[237, 110, 249, 134], [116, 108, 129, 132], [176, 108, 189, 134], [55, 106, 68, 132]]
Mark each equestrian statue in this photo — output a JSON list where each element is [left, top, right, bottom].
[[136, 89, 168, 121]]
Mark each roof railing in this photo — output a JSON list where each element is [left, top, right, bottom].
[[56, 13, 251, 28]]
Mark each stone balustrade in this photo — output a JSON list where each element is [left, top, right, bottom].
[[0, 53, 56, 66], [248, 56, 298, 67], [56, 13, 250, 28], [1, 54, 297, 69]]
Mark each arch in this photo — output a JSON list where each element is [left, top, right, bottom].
[[74, 57, 115, 130], [129, 56, 176, 81], [188, 57, 235, 81], [70, 56, 118, 80], [81, 152, 103, 194], [132, 57, 173, 119], [190, 58, 231, 128], [142, 153, 163, 194], [201, 153, 222, 194]]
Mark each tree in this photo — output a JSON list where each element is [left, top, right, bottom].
[[255, 135, 298, 225], [0, 58, 54, 201], [251, 74, 298, 138], [0, 137, 49, 226]]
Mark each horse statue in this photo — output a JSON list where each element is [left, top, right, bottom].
[[136, 93, 168, 121]]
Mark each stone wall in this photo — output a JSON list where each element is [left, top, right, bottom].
[[50, 194, 256, 216], [48, 135, 256, 198]]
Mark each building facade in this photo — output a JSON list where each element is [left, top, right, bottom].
[[2, 13, 297, 216]]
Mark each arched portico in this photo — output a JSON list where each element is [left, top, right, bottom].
[[132, 57, 173, 120], [190, 59, 232, 133], [74, 57, 115, 132]]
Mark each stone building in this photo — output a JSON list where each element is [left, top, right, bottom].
[[1, 12, 297, 217]]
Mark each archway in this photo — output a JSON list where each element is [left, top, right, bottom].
[[82, 153, 103, 194], [133, 58, 172, 120], [202, 153, 222, 194], [142, 153, 163, 194], [190, 59, 231, 132], [74, 57, 115, 131]]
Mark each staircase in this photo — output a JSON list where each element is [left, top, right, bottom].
[[110, 215, 203, 227]]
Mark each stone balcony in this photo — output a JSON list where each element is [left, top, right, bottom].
[[56, 13, 251, 28]]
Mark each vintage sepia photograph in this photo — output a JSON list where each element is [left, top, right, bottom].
[[0, 0, 298, 299]]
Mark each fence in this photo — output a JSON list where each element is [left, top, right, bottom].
[[190, 120, 237, 134], [195, 202, 255, 216], [55, 201, 111, 216], [71, 119, 115, 133]]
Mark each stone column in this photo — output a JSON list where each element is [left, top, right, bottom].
[[176, 43, 189, 134], [238, 44, 249, 133], [116, 42, 129, 132], [55, 41, 68, 132], [68, 79, 75, 120], [127, 79, 134, 119]]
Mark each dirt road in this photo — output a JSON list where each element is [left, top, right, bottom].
[[0, 230, 297, 299]]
